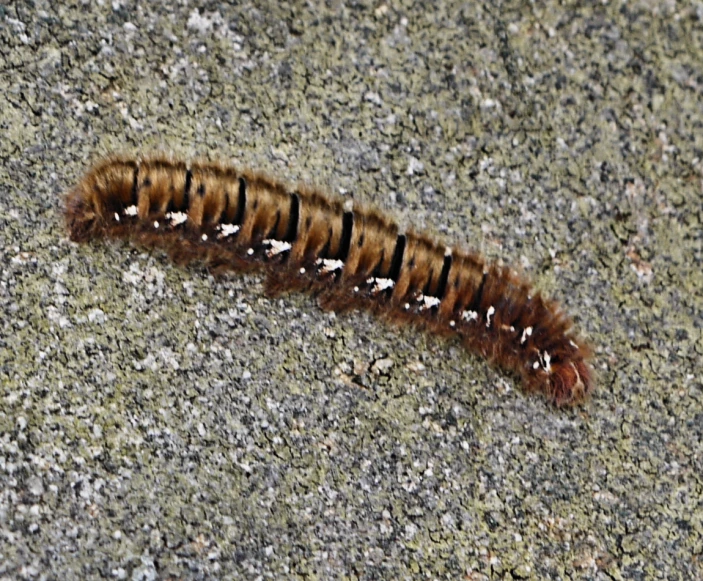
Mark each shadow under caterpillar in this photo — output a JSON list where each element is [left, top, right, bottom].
[[65, 155, 593, 407]]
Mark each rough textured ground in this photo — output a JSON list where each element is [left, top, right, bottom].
[[1, 1, 701, 579]]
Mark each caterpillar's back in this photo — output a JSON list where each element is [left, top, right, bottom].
[[66, 154, 593, 407]]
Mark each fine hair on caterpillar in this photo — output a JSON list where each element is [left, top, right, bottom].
[[66, 154, 594, 407]]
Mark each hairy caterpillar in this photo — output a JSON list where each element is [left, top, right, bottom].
[[65, 155, 593, 407]]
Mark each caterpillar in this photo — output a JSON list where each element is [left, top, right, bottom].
[[65, 155, 593, 407]]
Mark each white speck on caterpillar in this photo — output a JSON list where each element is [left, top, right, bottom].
[[299, 267, 306, 274], [486, 306, 495, 328], [114, 212, 120, 222], [124, 205, 138, 216], [201, 234, 208, 241], [368, 277, 394, 294], [263, 239, 292, 257], [521, 326, 533, 344], [462, 310, 478, 322], [165, 211, 188, 226], [318, 258, 344, 275], [247, 248, 254, 256], [153, 221, 159, 229], [419, 295, 440, 310], [217, 223, 240, 239], [540, 351, 552, 373]]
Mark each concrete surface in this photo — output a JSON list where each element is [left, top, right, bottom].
[[0, 1, 701, 579]]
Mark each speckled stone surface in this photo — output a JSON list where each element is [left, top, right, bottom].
[[1, 1, 701, 579]]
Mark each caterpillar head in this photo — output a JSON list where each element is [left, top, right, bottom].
[[65, 157, 137, 242]]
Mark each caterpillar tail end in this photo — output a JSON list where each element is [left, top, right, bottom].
[[545, 360, 594, 407]]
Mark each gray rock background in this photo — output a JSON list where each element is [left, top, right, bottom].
[[1, 1, 701, 579]]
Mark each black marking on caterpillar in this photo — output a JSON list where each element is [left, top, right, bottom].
[[66, 154, 594, 406]]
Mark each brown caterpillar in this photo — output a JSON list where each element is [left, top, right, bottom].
[[65, 155, 593, 407]]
